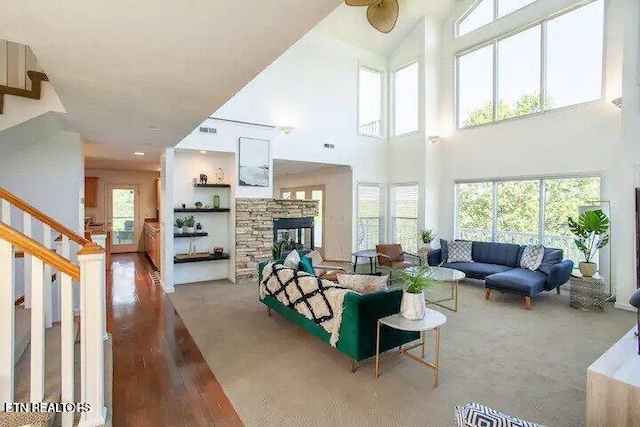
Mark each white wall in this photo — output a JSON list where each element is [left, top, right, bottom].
[[84, 168, 160, 251], [273, 166, 353, 260], [436, 0, 633, 307]]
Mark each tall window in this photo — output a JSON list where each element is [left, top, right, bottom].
[[393, 62, 419, 136], [456, 0, 604, 129], [358, 67, 383, 137], [391, 184, 419, 253], [280, 186, 324, 248], [457, 0, 538, 37], [456, 176, 601, 261], [357, 184, 385, 250]]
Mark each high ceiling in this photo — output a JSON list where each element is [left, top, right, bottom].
[[315, 0, 454, 55], [0, 0, 342, 161]]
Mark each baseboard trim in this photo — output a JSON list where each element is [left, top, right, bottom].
[[614, 302, 635, 312]]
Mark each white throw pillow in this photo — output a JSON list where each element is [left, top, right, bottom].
[[305, 250, 324, 266], [337, 274, 389, 294], [447, 241, 473, 263], [520, 245, 545, 271], [283, 250, 301, 269]]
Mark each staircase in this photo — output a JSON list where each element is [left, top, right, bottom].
[[0, 70, 49, 114], [0, 187, 110, 427]]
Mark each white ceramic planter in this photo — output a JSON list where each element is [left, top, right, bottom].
[[400, 291, 426, 320], [186, 227, 195, 234], [174, 227, 182, 234], [579, 262, 597, 277]]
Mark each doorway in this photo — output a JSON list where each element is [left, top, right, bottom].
[[107, 185, 140, 253]]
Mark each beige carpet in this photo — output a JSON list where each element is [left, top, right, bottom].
[[169, 280, 635, 427]]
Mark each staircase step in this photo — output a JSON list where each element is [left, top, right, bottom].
[[14, 308, 30, 365]]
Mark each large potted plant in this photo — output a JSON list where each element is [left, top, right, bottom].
[[419, 229, 436, 255], [397, 265, 434, 320], [272, 240, 286, 260], [567, 209, 610, 277]]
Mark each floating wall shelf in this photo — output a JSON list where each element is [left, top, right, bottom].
[[173, 253, 230, 264], [193, 184, 231, 188], [174, 208, 230, 213], [174, 232, 209, 238]]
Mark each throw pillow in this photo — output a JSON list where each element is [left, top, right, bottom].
[[305, 250, 324, 266], [298, 256, 315, 275], [537, 248, 563, 275], [283, 250, 301, 269], [454, 403, 545, 427], [337, 274, 388, 294], [439, 239, 449, 264], [520, 245, 545, 271], [447, 241, 473, 263]]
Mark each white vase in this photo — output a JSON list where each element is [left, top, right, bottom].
[[400, 291, 426, 320], [174, 227, 181, 234], [579, 262, 597, 277], [186, 227, 195, 234]]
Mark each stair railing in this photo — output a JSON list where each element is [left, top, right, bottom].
[[0, 188, 107, 427]]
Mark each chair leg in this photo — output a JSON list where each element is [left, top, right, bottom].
[[525, 296, 532, 310], [267, 307, 272, 317], [485, 288, 492, 300], [350, 359, 359, 373], [556, 286, 561, 295]]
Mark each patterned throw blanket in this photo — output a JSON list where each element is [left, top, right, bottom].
[[260, 263, 350, 347]]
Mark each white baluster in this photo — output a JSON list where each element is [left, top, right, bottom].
[[60, 235, 74, 427], [23, 212, 32, 310], [90, 233, 108, 339], [0, 199, 9, 224], [30, 257, 44, 403], [78, 244, 106, 427], [43, 224, 52, 328], [0, 238, 15, 405]]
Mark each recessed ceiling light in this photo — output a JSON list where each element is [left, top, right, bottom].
[[200, 150, 207, 154], [150, 126, 160, 131], [134, 152, 145, 156]]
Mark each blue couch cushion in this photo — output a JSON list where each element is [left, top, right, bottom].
[[442, 262, 512, 280], [472, 241, 521, 267], [485, 268, 548, 296], [537, 248, 563, 275]]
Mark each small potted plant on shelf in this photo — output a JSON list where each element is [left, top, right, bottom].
[[194, 201, 203, 209], [397, 265, 434, 320], [419, 229, 436, 255], [174, 218, 185, 234], [196, 222, 203, 232], [567, 209, 610, 277], [185, 216, 195, 234]]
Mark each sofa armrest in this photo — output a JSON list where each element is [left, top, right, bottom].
[[427, 249, 442, 266], [403, 252, 422, 265], [546, 259, 574, 289]]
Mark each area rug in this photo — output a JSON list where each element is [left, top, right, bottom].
[[169, 280, 634, 427]]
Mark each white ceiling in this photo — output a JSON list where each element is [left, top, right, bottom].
[[0, 0, 342, 161], [315, 0, 454, 55], [273, 159, 350, 177]]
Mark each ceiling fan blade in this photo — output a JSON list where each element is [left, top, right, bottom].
[[367, 0, 399, 34], [345, 0, 379, 6]]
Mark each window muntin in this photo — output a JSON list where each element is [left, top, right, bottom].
[[456, 176, 601, 261], [391, 184, 419, 253], [393, 62, 419, 136], [456, 0, 604, 129], [457, 0, 537, 37], [358, 67, 383, 137]]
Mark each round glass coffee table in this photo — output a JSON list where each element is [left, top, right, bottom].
[[406, 266, 466, 312], [375, 309, 447, 387]]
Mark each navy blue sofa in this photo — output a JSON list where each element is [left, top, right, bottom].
[[427, 241, 573, 309]]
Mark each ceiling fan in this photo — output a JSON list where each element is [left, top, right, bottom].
[[345, 0, 399, 34]]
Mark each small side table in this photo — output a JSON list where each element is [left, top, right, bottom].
[[375, 310, 447, 387], [569, 272, 606, 312]]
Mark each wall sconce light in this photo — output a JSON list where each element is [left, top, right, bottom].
[[280, 126, 294, 135], [612, 97, 622, 109], [428, 135, 442, 144]]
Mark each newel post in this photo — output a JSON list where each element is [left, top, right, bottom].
[[77, 243, 107, 427]]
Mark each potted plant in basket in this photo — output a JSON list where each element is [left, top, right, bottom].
[[419, 229, 436, 255], [567, 209, 610, 277], [185, 215, 196, 234], [397, 265, 434, 320], [174, 218, 185, 234]]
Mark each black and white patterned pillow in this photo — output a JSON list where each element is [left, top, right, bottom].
[[520, 245, 544, 271], [455, 403, 545, 427], [447, 241, 473, 263]]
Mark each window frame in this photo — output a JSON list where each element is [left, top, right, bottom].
[[356, 182, 387, 250], [455, 0, 605, 130], [389, 182, 421, 252], [357, 64, 386, 138], [455, 0, 539, 37], [279, 185, 326, 250], [454, 173, 602, 249], [391, 59, 421, 137]]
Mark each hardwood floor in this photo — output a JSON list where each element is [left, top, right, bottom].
[[107, 253, 244, 426]]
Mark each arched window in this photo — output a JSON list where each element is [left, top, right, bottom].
[[457, 0, 538, 37]]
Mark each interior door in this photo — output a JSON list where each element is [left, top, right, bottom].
[[107, 185, 140, 253]]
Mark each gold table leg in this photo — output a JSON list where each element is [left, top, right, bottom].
[[375, 320, 381, 378], [434, 326, 440, 387], [425, 280, 459, 313]]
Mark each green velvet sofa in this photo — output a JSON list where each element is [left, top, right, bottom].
[[258, 261, 419, 371]]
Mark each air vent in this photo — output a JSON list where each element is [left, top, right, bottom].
[[323, 143, 335, 149], [199, 126, 217, 134]]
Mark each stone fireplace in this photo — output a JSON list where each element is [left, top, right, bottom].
[[235, 198, 319, 281]]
